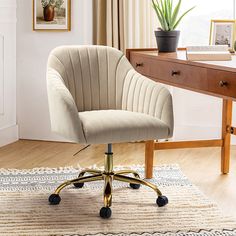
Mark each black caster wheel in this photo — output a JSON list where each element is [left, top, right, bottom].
[[130, 183, 141, 189], [156, 195, 168, 207], [73, 182, 84, 188], [100, 207, 112, 219], [48, 194, 61, 205]]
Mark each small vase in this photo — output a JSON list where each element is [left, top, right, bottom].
[[43, 5, 55, 22]]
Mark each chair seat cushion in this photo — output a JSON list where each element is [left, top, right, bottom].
[[79, 110, 170, 144]]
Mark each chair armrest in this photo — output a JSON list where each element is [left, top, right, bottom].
[[47, 69, 86, 143], [122, 70, 174, 137]]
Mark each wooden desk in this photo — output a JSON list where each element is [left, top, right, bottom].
[[127, 48, 236, 178]]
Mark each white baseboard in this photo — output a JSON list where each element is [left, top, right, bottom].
[[0, 124, 18, 147]]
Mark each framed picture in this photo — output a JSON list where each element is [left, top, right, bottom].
[[210, 20, 236, 51], [33, 0, 71, 31]]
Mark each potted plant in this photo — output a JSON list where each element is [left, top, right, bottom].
[[152, 0, 195, 52], [41, 0, 64, 22]]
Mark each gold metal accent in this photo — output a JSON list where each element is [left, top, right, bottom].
[[114, 174, 162, 196], [54, 174, 103, 195], [104, 153, 113, 173], [115, 170, 140, 178], [78, 169, 102, 177], [51, 151, 164, 205], [104, 175, 113, 207]]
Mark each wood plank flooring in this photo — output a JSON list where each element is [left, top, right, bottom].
[[0, 140, 236, 219]]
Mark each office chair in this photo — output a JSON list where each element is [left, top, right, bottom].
[[47, 45, 174, 219]]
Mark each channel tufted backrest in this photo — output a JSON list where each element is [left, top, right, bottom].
[[47, 45, 174, 142], [47, 45, 133, 112], [122, 69, 173, 135]]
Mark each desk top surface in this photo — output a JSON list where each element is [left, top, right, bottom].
[[130, 49, 236, 73]]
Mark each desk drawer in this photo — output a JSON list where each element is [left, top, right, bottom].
[[130, 54, 208, 90], [149, 61, 207, 90], [207, 69, 236, 98], [130, 54, 151, 76]]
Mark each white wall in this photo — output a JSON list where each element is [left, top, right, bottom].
[[17, 0, 93, 141], [173, 89, 222, 139], [0, 0, 18, 147], [172, 91, 236, 144]]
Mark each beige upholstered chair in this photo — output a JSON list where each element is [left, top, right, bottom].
[[47, 45, 174, 218]]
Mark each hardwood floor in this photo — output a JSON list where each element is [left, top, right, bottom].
[[0, 140, 236, 219]]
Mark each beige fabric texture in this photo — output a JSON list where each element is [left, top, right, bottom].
[[47, 45, 174, 144], [79, 110, 169, 144]]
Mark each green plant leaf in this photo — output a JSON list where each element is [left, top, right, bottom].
[[152, 0, 164, 29], [160, 0, 165, 15], [156, 2, 169, 30], [167, 0, 173, 27], [169, 0, 181, 30], [152, 0, 194, 31], [165, 0, 170, 27], [152, 0, 169, 30], [172, 6, 195, 30]]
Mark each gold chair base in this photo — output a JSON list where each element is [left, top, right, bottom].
[[52, 152, 163, 209]]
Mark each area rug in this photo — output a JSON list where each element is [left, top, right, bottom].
[[0, 165, 235, 236]]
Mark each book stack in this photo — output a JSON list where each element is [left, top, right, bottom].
[[186, 45, 232, 61]]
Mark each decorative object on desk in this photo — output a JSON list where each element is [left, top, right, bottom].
[[33, 0, 71, 31], [0, 165, 235, 235], [210, 20, 236, 52], [186, 45, 232, 61], [152, 0, 195, 52]]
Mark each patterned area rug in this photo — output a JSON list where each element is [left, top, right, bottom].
[[0, 165, 235, 236]]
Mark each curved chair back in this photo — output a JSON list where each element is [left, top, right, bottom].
[[47, 45, 132, 112], [47, 45, 174, 143]]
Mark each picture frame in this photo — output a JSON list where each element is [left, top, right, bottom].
[[33, 0, 71, 31], [210, 20, 236, 51]]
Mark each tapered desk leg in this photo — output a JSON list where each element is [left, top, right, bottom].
[[145, 140, 154, 179], [221, 99, 233, 174]]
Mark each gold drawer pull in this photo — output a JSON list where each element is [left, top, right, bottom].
[[171, 70, 180, 76], [219, 81, 228, 87], [136, 63, 143, 68]]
